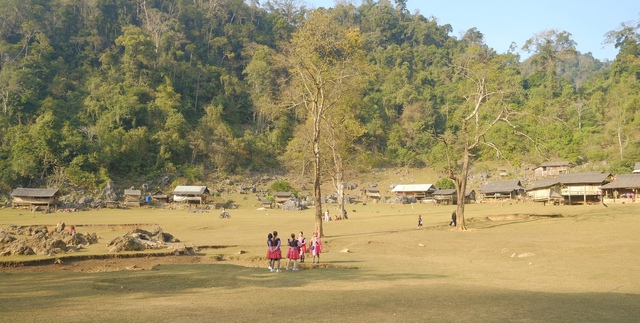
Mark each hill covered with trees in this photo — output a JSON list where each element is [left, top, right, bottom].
[[0, 0, 638, 193]]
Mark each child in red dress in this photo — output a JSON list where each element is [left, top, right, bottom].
[[297, 231, 307, 263]]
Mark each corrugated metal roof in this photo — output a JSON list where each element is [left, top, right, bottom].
[[526, 178, 561, 191], [600, 174, 640, 189], [391, 184, 435, 192], [433, 189, 456, 195], [11, 188, 60, 197], [480, 180, 524, 194], [173, 186, 210, 195], [540, 161, 573, 167], [555, 172, 611, 184], [124, 189, 141, 196]]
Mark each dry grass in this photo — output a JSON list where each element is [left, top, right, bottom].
[[1, 196, 640, 322]]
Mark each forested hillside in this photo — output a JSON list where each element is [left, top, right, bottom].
[[0, 0, 638, 192]]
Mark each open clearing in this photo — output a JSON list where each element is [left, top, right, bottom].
[[1, 200, 639, 322]]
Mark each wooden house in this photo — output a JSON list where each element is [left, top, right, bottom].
[[273, 192, 295, 207], [534, 161, 574, 178], [11, 188, 61, 210], [123, 188, 142, 207], [150, 190, 169, 203], [259, 199, 273, 209], [173, 186, 210, 204], [432, 189, 456, 205], [363, 186, 381, 203], [600, 174, 640, 201], [391, 184, 436, 201], [526, 178, 563, 205], [555, 172, 611, 204], [480, 180, 525, 200]]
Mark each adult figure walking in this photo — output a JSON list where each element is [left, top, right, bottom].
[[269, 231, 282, 272], [450, 210, 457, 226]]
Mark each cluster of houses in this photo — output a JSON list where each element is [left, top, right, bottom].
[[7, 162, 640, 210]]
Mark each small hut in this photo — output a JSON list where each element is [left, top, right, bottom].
[[273, 192, 294, 207], [173, 186, 210, 205], [526, 178, 563, 205], [432, 189, 476, 205], [363, 186, 381, 203], [123, 188, 142, 207], [534, 161, 574, 178], [480, 180, 525, 200], [150, 190, 169, 203], [600, 174, 640, 202], [259, 199, 273, 209], [556, 172, 611, 204], [10, 188, 61, 211]]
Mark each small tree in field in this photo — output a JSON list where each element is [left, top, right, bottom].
[[442, 45, 527, 230]]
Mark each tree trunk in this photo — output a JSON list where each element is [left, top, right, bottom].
[[313, 110, 324, 237], [454, 146, 470, 231]]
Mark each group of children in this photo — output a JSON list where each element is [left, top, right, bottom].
[[266, 231, 322, 272]]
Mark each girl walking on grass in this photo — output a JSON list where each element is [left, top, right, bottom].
[[286, 233, 301, 270], [266, 233, 274, 270]]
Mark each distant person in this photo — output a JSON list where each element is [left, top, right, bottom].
[[310, 232, 322, 264], [69, 225, 75, 234], [343, 209, 348, 220], [324, 210, 330, 222], [270, 231, 282, 272], [418, 215, 423, 228], [450, 211, 457, 226], [285, 233, 301, 271], [298, 231, 307, 263]]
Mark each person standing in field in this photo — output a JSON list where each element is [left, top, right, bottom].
[[266, 233, 274, 271], [270, 231, 282, 272], [450, 211, 457, 226], [298, 231, 307, 263], [285, 233, 301, 271], [310, 232, 322, 264], [418, 215, 423, 228]]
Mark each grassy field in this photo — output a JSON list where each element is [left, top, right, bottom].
[[1, 199, 639, 322]]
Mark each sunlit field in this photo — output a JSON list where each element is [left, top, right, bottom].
[[1, 199, 639, 322]]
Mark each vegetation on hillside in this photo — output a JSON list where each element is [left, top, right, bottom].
[[0, 0, 639, 194]]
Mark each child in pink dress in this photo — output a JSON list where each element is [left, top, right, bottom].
[[310, 232, 322, 264], [297, 231, 307, 263], [286, 233, 301, 270]]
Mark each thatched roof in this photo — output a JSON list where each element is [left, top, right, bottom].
[[11, 188, 60, 198], [600, 174, 640, 189], [555, 172, 611, 185], [173, 186, 210, 195], [480, 180, 524, 194]]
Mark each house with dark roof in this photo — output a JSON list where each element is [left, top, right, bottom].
[[480, 180, 524, 200], [534, 161, 574, 178], [10, 188, 61, 210], [273, 192, 295, 207], [362, 186, 381, 203], [173, 186, 210, 204], [123, 188, 142, 207], [555, 172, 611, 204], [526, 178, 563, 205], [600, 174, 640, 201]]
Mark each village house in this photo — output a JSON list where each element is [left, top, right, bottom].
[[273, 192, 295, 207], [391, 184, 436, 201], [431, 189, 476, 205], [480, 180, 525, 200], [555, 172, 611, 204], [362, 186, 382, 203], [150, 190, 169, 203], [600, 174, 640, 202], [173, 186, 210, 205], [123, 188, 142, 207], [10, 188, 62, 211], [534, 161, 574, 178], [526, 178, 563, 205]]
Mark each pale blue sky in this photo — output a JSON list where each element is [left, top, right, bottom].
[[305, 0, 640, 61]]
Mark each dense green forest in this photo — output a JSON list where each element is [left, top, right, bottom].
[[0, 0, 639, 192]]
